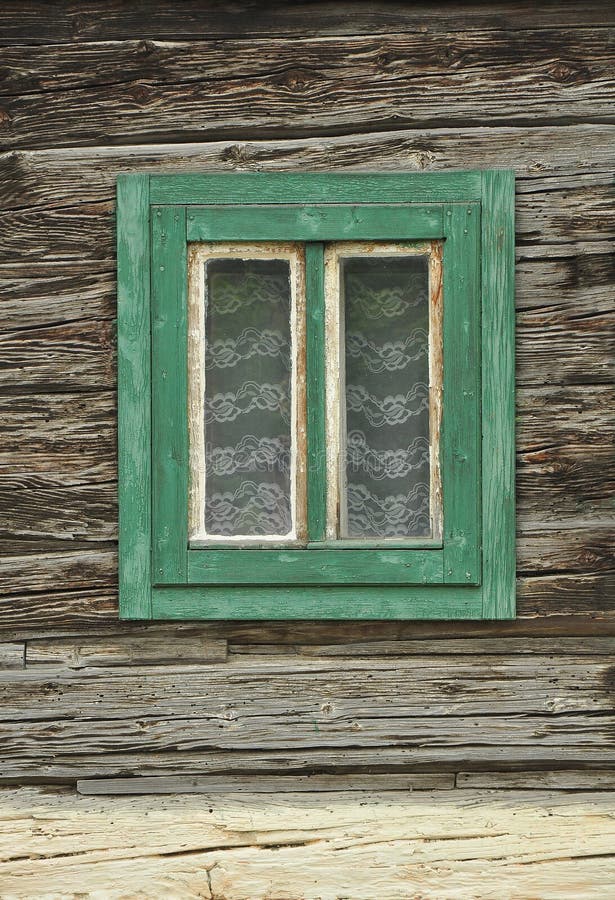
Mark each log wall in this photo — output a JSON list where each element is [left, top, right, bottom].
[[0, 2, 613, 895]]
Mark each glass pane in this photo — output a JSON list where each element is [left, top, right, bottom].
[[203, 258, 293, 537], [341, 255, 431, 538]]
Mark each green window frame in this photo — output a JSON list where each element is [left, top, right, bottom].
[[117, 172, 515, 620]]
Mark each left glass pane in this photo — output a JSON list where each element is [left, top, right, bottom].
[[188, 244, 306, 544]]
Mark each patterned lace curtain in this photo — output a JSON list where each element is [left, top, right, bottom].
[[203, 258, 293, 537], [341, 255, 431, 538]]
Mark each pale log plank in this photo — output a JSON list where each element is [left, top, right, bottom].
[[0, 787, 614, 898]]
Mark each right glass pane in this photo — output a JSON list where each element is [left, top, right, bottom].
[[340, 251, 437, 539]]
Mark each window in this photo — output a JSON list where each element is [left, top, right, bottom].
[[117, 172, 515, 620]]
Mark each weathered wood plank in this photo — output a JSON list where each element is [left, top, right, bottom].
[[76, 773, 454, 794], [26, 635, 227, 668], [230, 637, 615, 658], [2, 2, 614, 45], [458, 771, 615, 789], [0, 655, 613, 778], [0, 477, 116, 542], [0, 786, 614, 898], [3, 126, 615, 214], [0, 391, 115, 479], [517, 525, 614, 575], [2, 386, 611, 546], [0, 644, 24, 669], [1, 31, 613, 150], [0, 319, 115, 392], [2, 291, 611, 390], [2, 30, 613, 98], [1, 595, 614, 641], [0, 548, 116, 595]]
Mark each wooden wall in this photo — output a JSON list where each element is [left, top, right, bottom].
[[0, 2, 614, 894]]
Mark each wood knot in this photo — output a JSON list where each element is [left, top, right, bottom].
[[136, 40, 156, 57], [221, 144, 251, 164], [130, 83, 151, 106], [275, 68, 312, 92], [549, 61, 591, 84]]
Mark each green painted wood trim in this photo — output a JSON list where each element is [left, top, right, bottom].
[[480, 170, 516, 618], [151, 206, 189, 584], [305, 243, 326, 541], [151, 173, 482, 206], [152, 584, 482, 620], [116, 171, 516, 620], [187, 547, 443, 585], [186, 205, 444, 241], [307, 539, 442, 550], [442, 204, 481, 585], [117, 174, 152, 620]]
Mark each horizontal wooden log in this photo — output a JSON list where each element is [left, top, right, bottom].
[[2, 29, 614, 98], [1, 589, 614, 640], [0, 549, 116, 595], [0, 786, 614, 898], [2, 249, 611, 390], [1, 29, 614, 150], [0, 476, 116, 542], [516, 526, 614, 575], [229, 637, 615, 659], [1, 2, 614, 46], [3, 1, 615, 45], [76, 773, 454, 794], [2, 517, 608, 570], [0, 589, 118, 633], [0, 653, 614, 778], [3, 126, 614, 214], [2, 385, 611, 549], [0, 260, 114, 330], [0, 391, 116, 480], [458, 771, 615, 789], [0, 202, 113, 263], [26, 635, 228, 668], [519, 573, 615, 618]]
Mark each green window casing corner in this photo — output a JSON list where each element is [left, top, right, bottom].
[[117, 172, 515, 620]]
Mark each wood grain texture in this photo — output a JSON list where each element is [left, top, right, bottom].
[[1, 1, 614, 45], [1, 29, 613, 150], [1, 651, 614, 778], [0, 786, 613, 898], [1, 126, 613, 213], [76, 773, 454, 794]]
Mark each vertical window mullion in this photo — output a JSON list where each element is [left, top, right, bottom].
[[305, 242, 327, 542]]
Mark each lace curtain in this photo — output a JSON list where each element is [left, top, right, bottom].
[[341, 255, 431, 538], [203, 258, 293, 537]]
